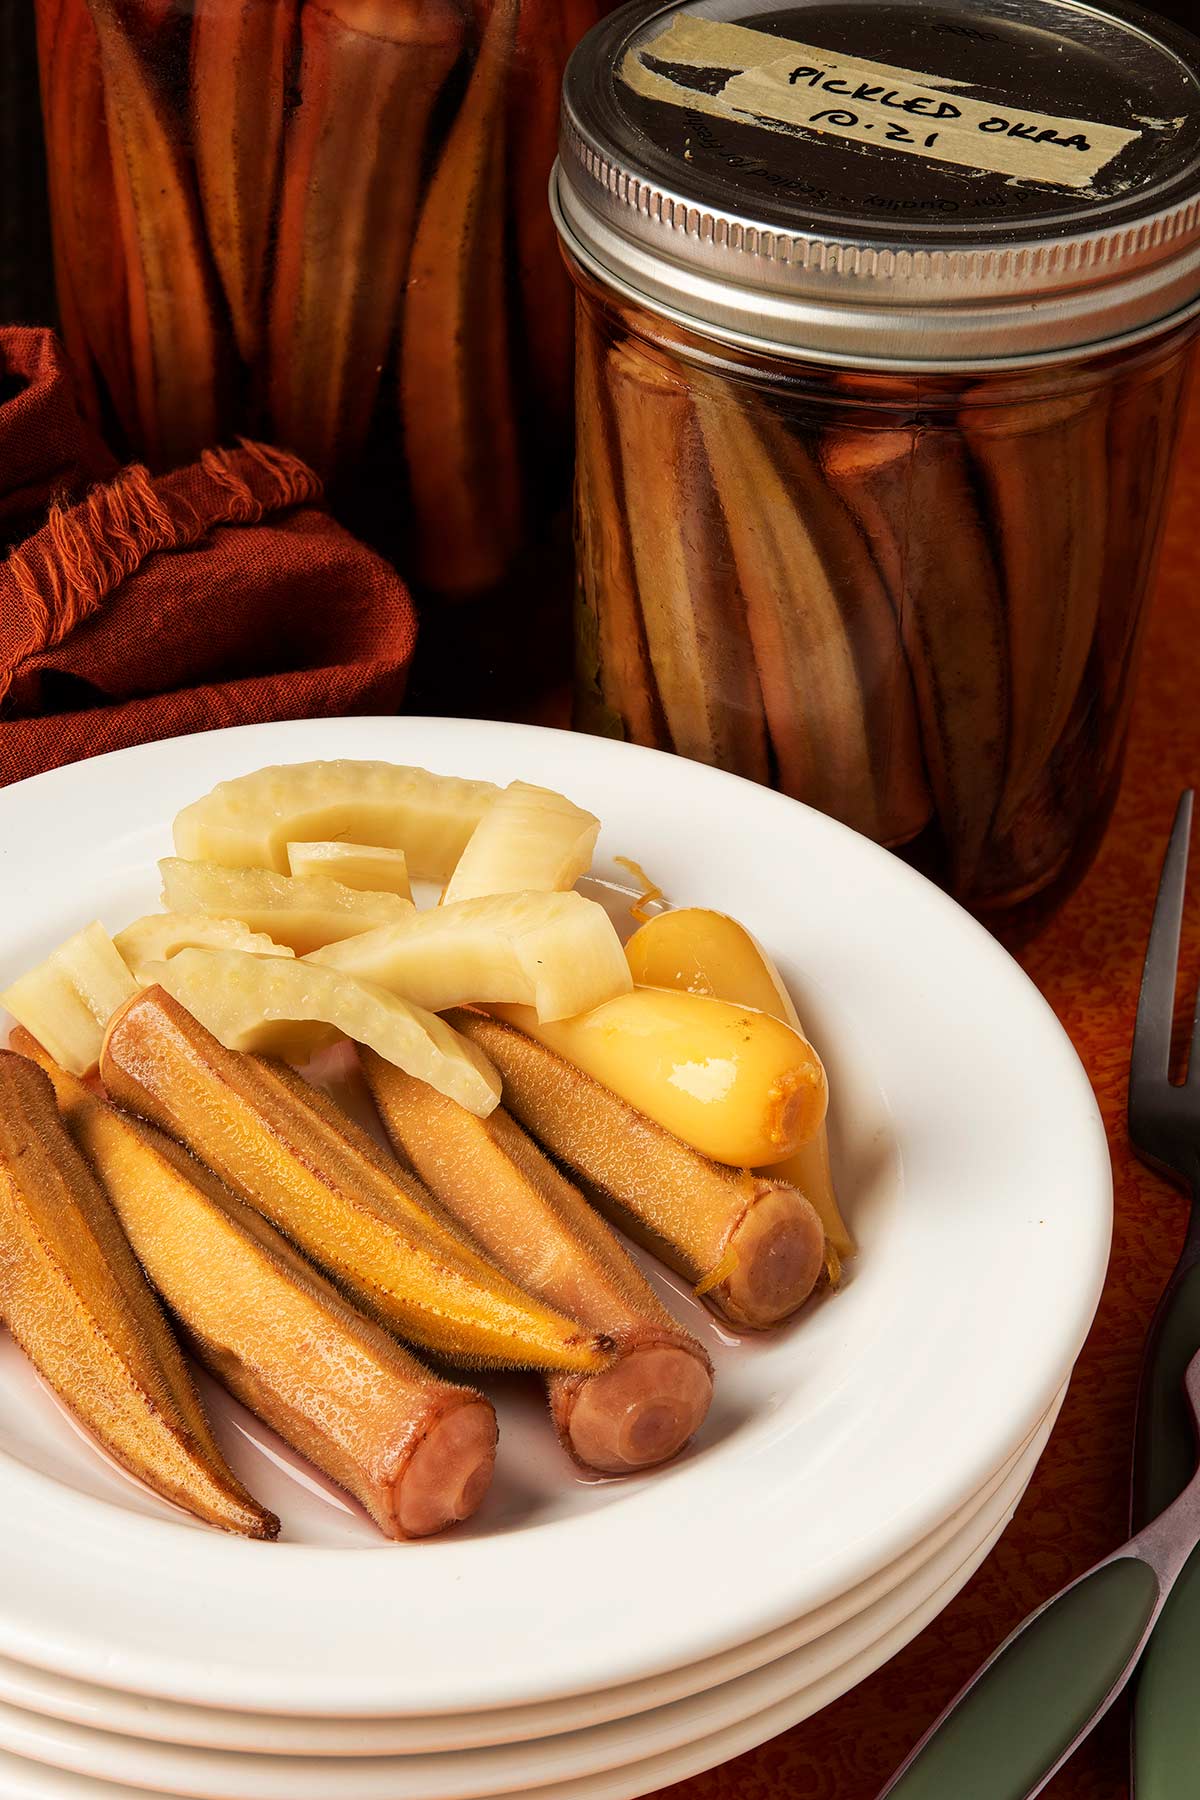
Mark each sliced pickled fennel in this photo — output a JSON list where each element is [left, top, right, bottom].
[[442, 781, 600, 905], [173, 760, 499, 879], [486, 986, 826, 1167], [625, 908, 852, 1270], [310, 890, 632, 1024], [2, 923, 137, 1076], [159, 859, 413, 955], [286, 841, 413, 901], [100, 988, 603, 1373], [449, 1011, 825, 1330], [140, 950, 501, 1115], [115, 913, 293, 983]]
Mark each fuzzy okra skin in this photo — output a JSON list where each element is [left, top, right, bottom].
[[23, 1036, 496, 1541], [0, 1048, 277, 1539], [100, 987, 605, 1375], [450, 1011, 826, 1330], [361, 1049, 713, 1473]]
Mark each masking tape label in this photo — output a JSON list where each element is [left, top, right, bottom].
[[620, 16, 1140, 189]]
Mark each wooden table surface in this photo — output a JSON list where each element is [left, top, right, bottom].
[[653, 378, 1200, 1800]]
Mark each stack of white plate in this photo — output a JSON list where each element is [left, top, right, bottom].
[[0, 718, 1113, 1800]]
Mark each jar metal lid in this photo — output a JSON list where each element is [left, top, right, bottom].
[[554, 0, 1200, 366]]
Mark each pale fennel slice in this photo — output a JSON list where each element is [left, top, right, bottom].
[[308, 890, 632, 1023], [159, 861, 413, 956], [141, 950, 501, 1116], [173, 761, 499, 880], [285, 842, 413, 901], [116, 914, 294, 982], [442, 781, 600, 905], [2, 922, 137, 1075]]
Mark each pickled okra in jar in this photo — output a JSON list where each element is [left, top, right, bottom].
[[555, 0, 1200, 918]]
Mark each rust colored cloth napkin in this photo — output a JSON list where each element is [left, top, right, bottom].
[[0, 329, 418, 788]]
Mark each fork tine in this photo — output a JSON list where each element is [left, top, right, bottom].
[[1132, 791, 1193, 1097]]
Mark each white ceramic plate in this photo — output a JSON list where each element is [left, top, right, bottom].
[[0, 717, 1111, 1718], [0, 1387, 1057, 1759], [0, 1393, 1059, 1799]]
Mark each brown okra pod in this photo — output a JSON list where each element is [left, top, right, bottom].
[[361, 1053, 714, 1476], [605, 340, 769, 781], [270, 0, 464, 480], [574, 308, 666, 748], [191, 0, 297, 368], [821, 425, 1009, 890], [87, 0, 228, 468], [697, 387, 931, 845], [960, 387, 1109, 835], [399, 0, 522, 596]]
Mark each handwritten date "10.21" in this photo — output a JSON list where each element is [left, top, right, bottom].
[[787, 65, 1096, 154]]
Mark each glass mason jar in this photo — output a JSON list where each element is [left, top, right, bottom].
[[555, 0, 1200, 921], [33, 0, 612, 690]]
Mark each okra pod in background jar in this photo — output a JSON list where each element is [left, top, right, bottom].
[[555, 0, 1200, 924], [33, 0, 615, 705]]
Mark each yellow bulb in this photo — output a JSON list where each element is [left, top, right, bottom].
[[487, 986, 826, 1169], [625, 908, 853, 1263]]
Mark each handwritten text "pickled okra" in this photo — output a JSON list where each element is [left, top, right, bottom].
[[620, 18, 1144, 189], [787, 65, 1094, 155]]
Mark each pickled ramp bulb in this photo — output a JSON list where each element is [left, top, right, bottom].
[[311, 890, 632, 1024], [450, 1012, 826, 1330], [286, 842, 413, 901], [101, 988, 605, 1373], [159, 859, 413, 956], [0, 1049, 277, 1538], [362, 1050, 714, 1474], [442, 781, 600, 905], [486, 986, 827, 1167], [173, 760, 499, 880], [141, 949, 501, 1115], [25, 1042, 495, 1540], [115, 913, 293, 982], [2, 922, 137, 1076], [625, 908, 853, 1270]]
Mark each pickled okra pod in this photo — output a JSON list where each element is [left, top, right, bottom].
[[693, 381, 931, 846], [0, 1049, 276, 1538], [27, 1038, 496, 1540], [191, 0, 296, 367], [270, 0, 464, 477], [451, 1010, 826, 1330], [361, 1052, 714, 1473], [820, 423, 1010, 889], [399, 0, 522, 594], [959, 386, 1110, 835], [86, 0, 227, 466], [101, 987, 608, 1373], [605, 339, 769, 780]]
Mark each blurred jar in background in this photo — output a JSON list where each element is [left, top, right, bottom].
[[34, 0, 610, 700], [556, 0, 1200, 924]]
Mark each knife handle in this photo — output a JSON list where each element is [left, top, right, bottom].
[[880, 1557, 1161, 1800], [1130, 1253, 1200, 1799]]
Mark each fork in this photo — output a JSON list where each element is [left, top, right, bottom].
[[1128, 789, 1200, 1796], [870, 794, 1200, 1800]]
